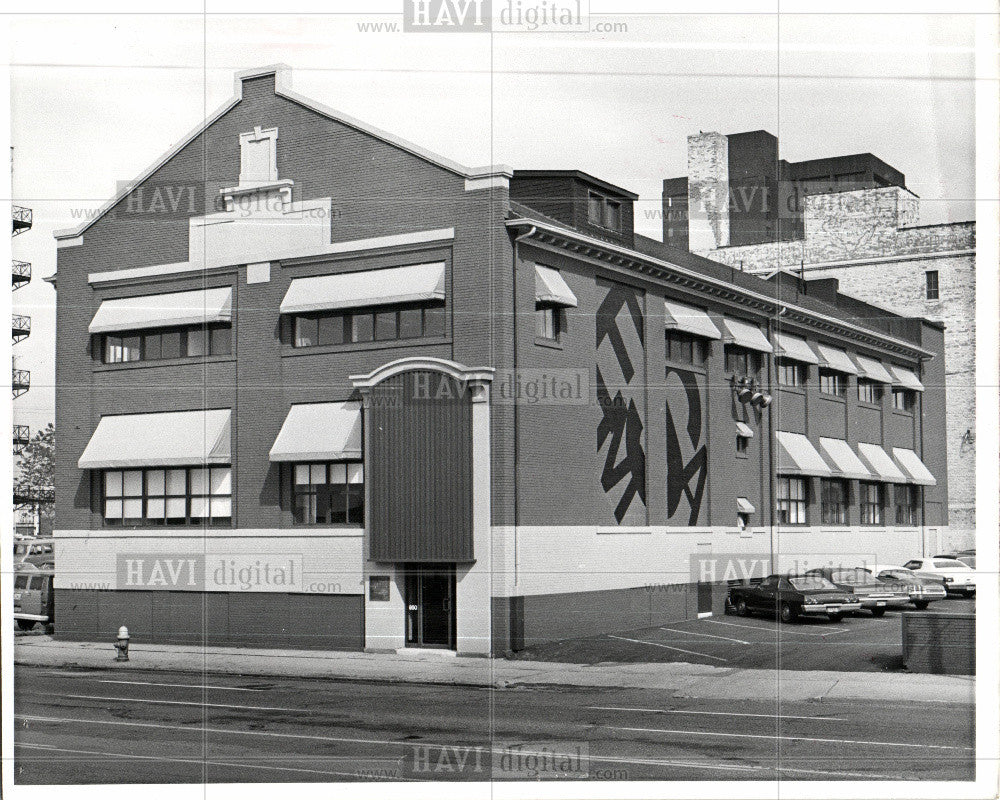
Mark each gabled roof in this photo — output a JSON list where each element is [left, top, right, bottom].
[[54, 64, 512, 242]]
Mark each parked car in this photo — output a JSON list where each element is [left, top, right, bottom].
[[14, 538, 54, 568], [728, 574, 861, 623], [804, 567, 910, 616], [903, 557, 976, 596], [13, 568, 54, 630], [934, 551, 976, 568], [870, 564, 948, 609]]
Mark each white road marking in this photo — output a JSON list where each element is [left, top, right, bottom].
[[95, 679, 268, 692], [57, 694, 306, 714], [607, 635, 728, 662], [611, 725, 974, 751], [703, 618, 850, 636], [587, 706, 846, 722], [658, 626, 751, 644]]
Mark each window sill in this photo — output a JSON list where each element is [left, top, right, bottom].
[[95, 354, 235, 372], [892, 409, 914, 418], [282, 336, 451, 358], [288, 524, 364, 531], [666, 358, 706, 373], [858, 401, 883, 410], [818, 392, 847, 403], [534, 336, 563, 350], [102, 523, 234, 530], [735, 451, 749, 460], [777, 385, 806, 395]]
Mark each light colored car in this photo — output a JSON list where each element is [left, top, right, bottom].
[[804, 567, 910, 616], [903, 557, 976, 596], [870, 565, 948, 609]]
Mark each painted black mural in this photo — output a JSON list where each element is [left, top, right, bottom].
[[665, 367, 708, 525], [596, 279, 646, 525]]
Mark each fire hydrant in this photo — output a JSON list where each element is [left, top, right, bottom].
[[114, 626, 130, 662]]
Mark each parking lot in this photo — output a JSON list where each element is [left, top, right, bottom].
[[511, 596, 976, 673]]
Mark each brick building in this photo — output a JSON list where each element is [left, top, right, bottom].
[[51, 67, 948, 655], [664, 130, 974, 550]]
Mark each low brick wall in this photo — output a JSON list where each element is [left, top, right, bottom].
[[902, 611, 975, 675]]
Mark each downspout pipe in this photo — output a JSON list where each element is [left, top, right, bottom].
[[511, 225, 536, 588]]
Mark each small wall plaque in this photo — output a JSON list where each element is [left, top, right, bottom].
[[369, 575, 391, 602]]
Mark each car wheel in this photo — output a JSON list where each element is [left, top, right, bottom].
[[829, 612, 845, 622], [779, 602, 798, 623], [16, 619, 35, 631], [735, 598, 750, 617], [913, 600, 930, 610], [871, 608, 886, 618]]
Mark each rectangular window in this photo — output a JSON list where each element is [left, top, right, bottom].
[[588, 192, 603, 225], [725, 345, 759, 376], [857, 379, 883, 404], [604, 200, 622, 231], [666, 331, 705, 366], [821, 479, 848, 524], [925, 270, 939, 300], [292, 303, 445, 348], [535, 306, 560, 341], [776, 477, 807, 525], [351, 313, 375, 343], [895, 484, 920, 526], [819, 369, 846, 396], [736, 436, 749, 455], [101, 325, 231, 364], [777, 360, 804, 387], [292, 462, 364, 525], [103, 466, 231, 526], [893, 388, 916, 412], [859, 481, 884, 525]]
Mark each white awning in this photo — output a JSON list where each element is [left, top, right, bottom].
[[535, 265, 578, 308], [279, 262, 446, 315], [774, 332, 819, 364], [88, 287, 232, 334], [857, 442, 908, 482], [816, 344, 859, 375], [737, 497, 756, 514], [890, 365, 925, 392], [775, 431, 832, 476], [78, 409, 231, 469], [735, 421, 754, 438], [721, 317, 773, 352], [664, 300, 722, 340], [269, 401, 363, 462], [819, 437, 874, 480], [892, 447, 936, 486], [855, 355, 895, 384]]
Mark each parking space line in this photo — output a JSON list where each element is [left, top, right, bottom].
[[611, 726, 974, 751], [587, 706, 846, 722], [658, 626, 750, 644], [703, 619, 850, 636], [607, 636, 729, 662]]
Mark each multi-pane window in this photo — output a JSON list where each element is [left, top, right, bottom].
[[892, 388, 916, 412], [820, 479, 848, 524], [776, 477, 807, 524], [103, 325, 231, 364], [604, 200, 621, 231], [819, 369, 846, 396], [777, 360, 805, 387], [925, 270, 939, 300], [857, 379, 883, 404], [292, 462, 364, 525], [666, 331, 706, 366], [587, 192, 603, 225], [859, 481, 884, 525], [895, 484, 920, 526], [535, 305, 562, 341], [103, 467, 231, 526], [293, 303, 445, 348], [736, 435, 749, 455], [725, 345, 760, 376], [588, 191, 622, 231]]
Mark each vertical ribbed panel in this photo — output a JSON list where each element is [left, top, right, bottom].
[[369, 371, 473, 562]]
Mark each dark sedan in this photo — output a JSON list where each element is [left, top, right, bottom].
[[728, 574, 861, 623], [805, 567, 910, 616]]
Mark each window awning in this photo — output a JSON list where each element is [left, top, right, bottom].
[[890, 365, 925, 392], [892, 447, 936, 485], [774, 332, 819, 364], [816, 344, 859, 375], [737, 497, 756, 514], [279, 262, 446, 315], [535, 265, 578, 308], [819, 437, 874, 480], [857, 442, 907, 482], [269, 401, 363, 462], [855, 355, 895, 384], [775, 431, 832, 476], [88, 287, 232, 334], [78, 409, 231, 469], [664, 300, 721, 340], [721, 317, 773, 352], [735, 421, 754, 438]]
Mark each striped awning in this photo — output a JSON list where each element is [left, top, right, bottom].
[[737, 497, 756, 514], [535, 265, 578, 308], [890, 365, 925, 392], [280, 262, 445, 315], [664, 300, 722, 339], [89, 287, 232, 334], [892, 447, 936, 486], [735, 421, 754, 438], [775, 431, 832, 477], [774, 333, 819, 365], [855, 355, 895, 384], [819, 437, 874, 480], [269, 402, 363, 462], [78, 409, 231, 469], [721, 317, 773, 353], [857, 442, 907, 482], [816, 344, 859, 375]]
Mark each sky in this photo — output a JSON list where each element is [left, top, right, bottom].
[[5, 7, 979, 431]]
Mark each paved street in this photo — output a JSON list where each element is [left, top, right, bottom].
[[14, 664, 974, 783]]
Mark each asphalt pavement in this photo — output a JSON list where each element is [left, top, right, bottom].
[[14, 664, 976, 783]]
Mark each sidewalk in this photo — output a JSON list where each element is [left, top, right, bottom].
[[14, 635, 975, 705]]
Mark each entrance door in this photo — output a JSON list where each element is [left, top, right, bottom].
[[405, 564, 456, 649]]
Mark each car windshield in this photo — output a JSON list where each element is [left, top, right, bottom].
[[830, 569, 873, 584], [788, 576, 837, 591], [933, 559, 969, 569]]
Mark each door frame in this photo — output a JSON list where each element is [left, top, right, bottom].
[[404, 563, 456, 650]]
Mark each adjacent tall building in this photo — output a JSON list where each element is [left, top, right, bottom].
[[664, 130, 974, 549]]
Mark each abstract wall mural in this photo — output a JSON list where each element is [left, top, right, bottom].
[[596, 279, 647, 525], [665, 367, 708, 525]]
